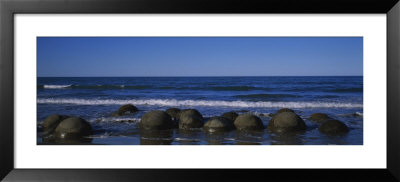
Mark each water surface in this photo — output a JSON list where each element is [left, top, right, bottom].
[[37, 76, 363, 145]]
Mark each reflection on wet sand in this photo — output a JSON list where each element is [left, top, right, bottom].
[[41, 135, 93, 145], [270, 131, 306, 145], [140, 130, 173, 145]]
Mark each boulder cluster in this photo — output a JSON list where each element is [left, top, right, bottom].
[[136, 106, 350, 136], [41, 104, 351, 144], [41, 114, 93, 143]]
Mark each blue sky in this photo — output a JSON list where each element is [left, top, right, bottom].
[[37, 37, 363, 77]]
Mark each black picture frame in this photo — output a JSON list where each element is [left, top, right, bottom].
[[1, 0, 399, 181]]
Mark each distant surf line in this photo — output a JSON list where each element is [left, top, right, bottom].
[[37, 98, 363, 108]]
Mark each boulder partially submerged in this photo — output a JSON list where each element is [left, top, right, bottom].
[[166, 108, 181, 120], [179, 109, 203, 120], [221, 111, 239, 121], [268, 111, 306, 133], [140, 110, 174, 130], [113, 104, 138, 116], [203, 116, 235, 133], [309, 113, 331, 123], [234, 114, 264, 131], [179, 114, 204, 130], [318, 120, 349, 135], [276, 108, 295, 114], [54, 117, 93, 139], [41, 114, 69, 135]]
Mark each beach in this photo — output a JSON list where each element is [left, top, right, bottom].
[[37, 76, 363, 145]]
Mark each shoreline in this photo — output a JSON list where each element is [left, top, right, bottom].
[[37, 105, 363, 145]]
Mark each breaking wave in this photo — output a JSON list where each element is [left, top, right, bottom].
[[43, 85, 72, 89], [37, 98, 362, 108]]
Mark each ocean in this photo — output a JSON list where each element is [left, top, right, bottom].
[[37, 76, 363, 145]]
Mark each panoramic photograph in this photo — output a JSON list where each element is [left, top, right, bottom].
[[37, 37, 363, 145]]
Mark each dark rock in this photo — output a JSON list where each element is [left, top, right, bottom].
[[203, 116, 235, 133], [113, 104, 138, 116], [179, 109, 203, 120], [41, 114, 69, 135], [318, 120, 349, 135], [309, 113, 331, 122], [221, 111, 239, 121], [276, 108, 295, 114], [179, 115, 204, 130], [54, 117, 93, 139], [165, 108, 181, 119], [234, 114, 264, 131], [267, 112, 306, 133], [139, 110, 174, 130]]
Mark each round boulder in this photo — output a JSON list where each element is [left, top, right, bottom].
[[309, 113, 331, 122], [276, 108, 295, 114], [179, 115, 204, 130], [318, 120, 349, 135], [234, 114, 264, 131], [140, 110, 174, 130], [54, 117, 93, 139], [114, 104, 138, 116], [179, 109, 203, 120], [41, 114, 69, 134], [221, 111, 239, 121], [268, 112, 306, 133], [165, 108, 181, 119], [203, 116, 235, 133]]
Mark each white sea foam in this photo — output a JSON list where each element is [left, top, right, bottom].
[[43, 85, 72, 89], [90, 117, 140, 123], [37, 98, 363, 108], [87, 132, 112, 139]]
